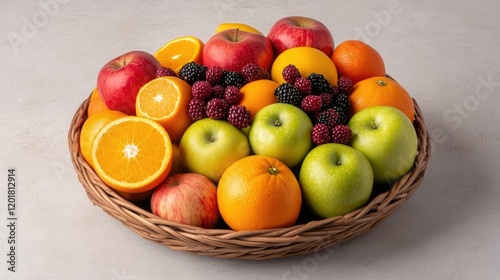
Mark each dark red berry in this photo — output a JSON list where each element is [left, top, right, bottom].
[[205, 66, 225, 85], [206, 98, 228, 120], [224, 86, 242, 105], [156, 67, 177, 78], [282, 64, 301, 84], [211, 84, 225, 99], [312, 123, 331, 145], [331, 125, 352, 145], [301, 95, 323, 113], [338, 76, 353, 94], [319, 92, 334, 109], [191, 81, 212, 100], [227, 105, 251, 128], [294, 77, 312, 96], [241, 63, 270, 83], [188, 98, 206, 121], [315, 108, 340, 128]]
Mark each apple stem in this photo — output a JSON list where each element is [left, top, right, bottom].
[[234, 28, 240, 42], [371, 121, 377, 129], [268, 166, 279, 175]]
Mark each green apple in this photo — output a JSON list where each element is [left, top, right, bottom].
[[348, 106, 418, 184], [179, 118, 250, 182], [249, 103, 313, 168], [299, 143, 373, 218]]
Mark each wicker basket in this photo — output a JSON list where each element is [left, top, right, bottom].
[[68, 94, 431, 260]]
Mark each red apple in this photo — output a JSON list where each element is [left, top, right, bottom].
[[97, 50, 160, 115], [202, 28, 274, 72], [267, 16, 334, 57], [151, 173, 220, 229]]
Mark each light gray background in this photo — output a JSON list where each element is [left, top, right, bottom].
[[1, 0, 499, 279]]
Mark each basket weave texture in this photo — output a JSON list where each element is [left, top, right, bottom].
[[68, 95, 431, 260]]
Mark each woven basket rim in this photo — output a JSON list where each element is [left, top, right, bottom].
[[68, 92, 431, 260]]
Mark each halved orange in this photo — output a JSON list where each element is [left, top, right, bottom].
[[136, 76, 192, 142], [91, 116, 173, 194], [154, 36, 204, 73]]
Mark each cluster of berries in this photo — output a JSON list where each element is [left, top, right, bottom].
[[176, 62, 269, 128], [274, 64, 354, 145]]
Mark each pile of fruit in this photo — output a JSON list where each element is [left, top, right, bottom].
[[80, 16, 418, 231]]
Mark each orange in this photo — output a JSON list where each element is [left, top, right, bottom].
[[154, 36, 204, 73], [217, 155, 302, 231], [271, 46, 338, 86], [87, 87, 109, 117], [215, 22, 263, 35], [168, 143, 184, 176], [238, 79, 279, 119], [332, 40, 386, 85], [80, 109, 127, 168], [135, 76, 192, 142], [349, 76, 415, 121], [91, 116, 173, 194]]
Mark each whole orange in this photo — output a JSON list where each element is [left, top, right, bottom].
[[238, 79, 279, 119], [217, 155, 302, 231], [349, 76, 415, 121], [87, 87, 109, 117], [332, 40, 385, 85]]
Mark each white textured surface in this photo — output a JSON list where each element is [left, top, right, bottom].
[[1, 0, 500, 279]]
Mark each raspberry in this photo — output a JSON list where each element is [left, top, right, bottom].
[[206, 98, 228, 120], [227, 105, 251, 128], [311, 123, 331, 145], [224, 71, 246, 88], [156, 67, 177, 78], [315, 108, 340, 128], [319, 92, 334, 110], [188, 98, 207, 121], [274, 83, 302, 107], [331, 125, 352, 145], [211, 84, 225, 99], [191, 81, 212, 100], [294, 77, 312, 96], [224, 86, 242, 105], [307, 73, 333, 94], [178, 62, 206, 85], [333, 93, 350, 112], [338, 76, 353, 94], [282, 64, 301, 84], [205, 66, 225, 85], [241, 63, 270, 83], [301, 95, 323, 113]]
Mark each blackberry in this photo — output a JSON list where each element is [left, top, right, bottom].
[[294, 77, 312, 96], [333, 93, 350, 112], [307, 73, 333, 94], [338, 76, 353, 94], [224, 86, 242, 105], [333, 105, 348, 125], [188, 98, 206, 121], [319, 92, 334, 110], [241, 63, 269, 83], [156, 67, 177, 78], [274, 83, 302, 107], [205, 66, 225, 85], [282, 64, 301, 84], [223, 71, 246, 88], [315, 108, 340, 128], [178, 62, 206, 85], [311, 123, 331, 145], [331, 125, 352, 145], [301, 95, 323, 113], [211, 84, 225, 99], [206, 98, 228, 120], [227, 105, 251, 128], [191, 81, 212, 100]]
